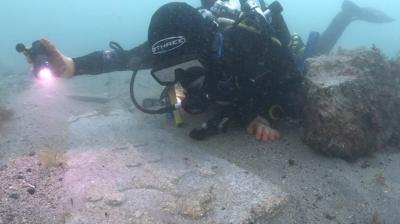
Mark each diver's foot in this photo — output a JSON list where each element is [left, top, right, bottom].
[[39, 38, 75, 78], [342, 0, 395, 23], [247, 116, 281, 142]]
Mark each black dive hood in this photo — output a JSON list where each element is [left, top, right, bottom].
[[148, 2, 209, 70], [129, 3, 210, 115]]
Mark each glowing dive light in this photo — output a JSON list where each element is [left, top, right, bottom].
[[16, 41, 54, 80], [37, 67, 54, 81]]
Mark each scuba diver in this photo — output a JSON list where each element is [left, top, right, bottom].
[[19, 0, 394, 142]]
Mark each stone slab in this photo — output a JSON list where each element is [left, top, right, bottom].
[[62, 109, 288, 224]]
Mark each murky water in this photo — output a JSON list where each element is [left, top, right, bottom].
[[0, 1, 399, 223]]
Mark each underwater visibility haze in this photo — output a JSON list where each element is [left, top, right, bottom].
[[1, 1, 400, 224], [0, 0, 399, 73]]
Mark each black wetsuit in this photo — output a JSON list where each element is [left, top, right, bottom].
[[73, 41, 154, 75], [71, 7, 302, 124], [208, 19, 301, 123]]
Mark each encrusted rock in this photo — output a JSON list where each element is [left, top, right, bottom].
[[177, 190, 213, 219], [303, 48, 400, 159]]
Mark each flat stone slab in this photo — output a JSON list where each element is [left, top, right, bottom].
[[62, 110, 288, 224], [0, 73, 287, 223], [0, 103, 287, 224], [62, 147, 286, 223]]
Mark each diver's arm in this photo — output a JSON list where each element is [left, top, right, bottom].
[[73, 41, 154, 76], [36, 39, 154, 78]]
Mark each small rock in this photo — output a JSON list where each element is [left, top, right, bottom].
[[28, 151, 35, 157], [324, 212, 336, 220], [315, 194, 323, 201], [16, 175, 24, 179], [4, 214, 15, 223], [199, 167, 216, 177], [0, 164, 7, 171], [177, 190, 213, 220], [134, 210, 143, 218], [86, 191, 104, 203], [9, 193, 20, 199], [375, 174, 387, 187], [288, 159, 296, 166], [371, 211, 384, 224], [26, 168, 32, 173], [112, 146, 129, 151], [0, 107, 13, 121], [104, 192, 126, 206], [27, 187, 36, 195], [147, 156, 162, 163], [126, 162, 142, 168], [361, 161, 371, 169], [133, 143, 148, 148]]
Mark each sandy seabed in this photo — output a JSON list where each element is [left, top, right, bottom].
[[0, 69, 399, 224]]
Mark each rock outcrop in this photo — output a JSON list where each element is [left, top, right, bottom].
[[303, 48, 400, 159]]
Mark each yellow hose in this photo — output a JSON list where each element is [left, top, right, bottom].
[[168, 86, 183, 127]]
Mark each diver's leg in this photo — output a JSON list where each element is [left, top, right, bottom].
[[316, 1, 357, 55], [316, 0, 395, 55]]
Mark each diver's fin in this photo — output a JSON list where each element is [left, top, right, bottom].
[[316, 0, 395, 55], [343, 0, 395, 23]]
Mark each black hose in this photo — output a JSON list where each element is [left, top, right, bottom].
[[259, 0, 267, 11], [129, 64, 175, 114]]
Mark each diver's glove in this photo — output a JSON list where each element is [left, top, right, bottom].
[[23, 39, 75, 78], [246, 115, 281, 141]]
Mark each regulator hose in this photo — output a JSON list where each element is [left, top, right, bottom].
[[129, 63, 175, 114]]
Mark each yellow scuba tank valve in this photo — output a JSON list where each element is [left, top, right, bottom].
[[168, 85, 184, 127]]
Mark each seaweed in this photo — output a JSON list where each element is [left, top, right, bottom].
[[38, 147, 66, 168]]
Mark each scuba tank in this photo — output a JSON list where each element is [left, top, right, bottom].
[[238, 0, 291, 47], [210, 0, 241, 19]]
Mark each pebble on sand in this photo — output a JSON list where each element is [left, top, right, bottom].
[[177, 190, 213, 220], [104, 192, 126, 206], [27, 187, 36, 195], [9, 193, 20, 200]]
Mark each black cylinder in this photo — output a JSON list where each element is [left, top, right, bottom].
[[15, 43, 27, 53]]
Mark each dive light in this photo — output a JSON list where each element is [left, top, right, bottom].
[[16, 41, 54, 80]]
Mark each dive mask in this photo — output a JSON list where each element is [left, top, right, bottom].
[[151, 58, 206, 86]]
